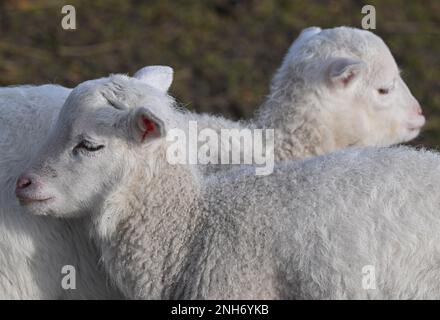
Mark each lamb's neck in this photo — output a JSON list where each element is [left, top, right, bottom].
[[256, 91, 342, 161], [94, 153, 202, 299]]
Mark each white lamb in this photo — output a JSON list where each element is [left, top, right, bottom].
[[256, 26, 424, 160], [197, 26, 424, 170], [0, 85, 122, 299], [0, 26, 424, 299], [17, 71, 440, 299]]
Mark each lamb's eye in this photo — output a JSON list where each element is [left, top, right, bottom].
[[378, 88, 390, 95], [73, 140, 104, 154]]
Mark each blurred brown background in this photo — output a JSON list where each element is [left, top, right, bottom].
[[0, 0, 439, 148]]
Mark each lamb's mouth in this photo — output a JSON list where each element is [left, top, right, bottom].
[[17, 196, 54, 206]]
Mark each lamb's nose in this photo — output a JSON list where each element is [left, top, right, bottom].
[[16, 175, 32, 190]]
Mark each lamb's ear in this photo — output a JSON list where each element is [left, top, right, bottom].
[[130, 107, 166, 143], [297, 26, 321, 41], [133, 66, 173, 93], [326, 58, 366, 88]]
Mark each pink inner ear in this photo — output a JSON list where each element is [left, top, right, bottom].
[[141, 117, 156, 141], [342, 71, 355, 86]]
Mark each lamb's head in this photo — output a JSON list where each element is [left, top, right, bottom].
[[268, 26, 425, 147], [15, 66, 174, 218]]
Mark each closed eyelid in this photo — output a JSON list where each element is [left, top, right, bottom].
[[77, 134, 99, 144]]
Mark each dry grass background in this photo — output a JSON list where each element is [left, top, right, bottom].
[[0, 0, 439, 148]]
